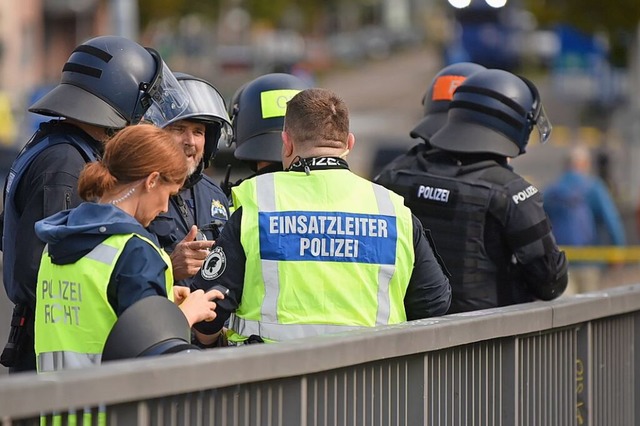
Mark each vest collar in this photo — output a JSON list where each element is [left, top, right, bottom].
[[286, 156, 350, 174]]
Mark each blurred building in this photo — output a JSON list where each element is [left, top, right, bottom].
[[0, 0, 110, 146]]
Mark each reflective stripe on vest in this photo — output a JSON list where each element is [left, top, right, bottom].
[[230, 315, 366, 341], [230, 170, 414, 342], [35, 233, 173, 373], [37, 350, 101, 372]]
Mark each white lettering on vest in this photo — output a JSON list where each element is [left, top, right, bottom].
[[270, 215, 389, 238], [511, 185, 539, 205], [416, 185, 450, 203], [299, 237, 359, 258]]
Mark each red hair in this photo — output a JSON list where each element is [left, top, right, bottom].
[[79, 124, 187, 201]]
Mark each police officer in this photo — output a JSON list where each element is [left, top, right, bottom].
[[221, 73, 312, 197], [192, 88, 451, 345], [375, 62, 485, 183], [376, 68, 568, 313], [146, 73, 232, 288], [32, 125, 224, 424], [0, 35, 188, 372]]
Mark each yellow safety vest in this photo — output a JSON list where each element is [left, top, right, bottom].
[[228, 169, 414, 343], [35, 233, 173, 373]]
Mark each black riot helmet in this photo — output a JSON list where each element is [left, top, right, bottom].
[[148, 72, 232, 169], [102, 296, 199, 362], [410, 62, 486, 141], [228, 73, 312, 163], [29, 35, 189, 130], [430, 69, 552, 158]]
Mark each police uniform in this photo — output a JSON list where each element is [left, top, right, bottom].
[[375, 149, 567, 313], [377, 68, 568, 313], [0, 121, 101, 371], [193, 158, 451, 343], [33, 202, 174, 371], [146, 72, 232, 288], [2, 35, 189, 372], [147, 174, 229, 288]]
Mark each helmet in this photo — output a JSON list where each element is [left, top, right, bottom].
[[151, 72, 232, 168], [229, 73, 312, 163], [102, 296, 199, 362], [29, 35, 189, 130], [430, 69, 552, 158], [410, 62, 486, 141]]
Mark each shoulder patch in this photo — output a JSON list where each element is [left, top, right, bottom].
[[211, 199, 228, 220], [201, 246, 227, 280]]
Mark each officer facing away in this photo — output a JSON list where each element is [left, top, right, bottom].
[[0, 35, 188, 372], [375, 61, 485, 185], [192, 88, 451, 345], [376, 69, 568, 313], [146, 73, 232, 288], [221, 73, 312, 198]]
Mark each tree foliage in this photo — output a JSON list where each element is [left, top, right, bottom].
[[525, 0, 640, 66]]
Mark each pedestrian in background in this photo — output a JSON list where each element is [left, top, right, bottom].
[[544, 144, 626, 294], [376, 68, 568, 313], [193, 88, 451, 346], [0, 35, 188, 373]]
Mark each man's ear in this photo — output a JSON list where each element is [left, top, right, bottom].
[[145, 172, 160, 191], [282, 130, 294, 158], [347, 132, 355, 151]]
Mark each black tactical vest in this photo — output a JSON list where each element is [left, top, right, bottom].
[[385, 159, 513, 313]]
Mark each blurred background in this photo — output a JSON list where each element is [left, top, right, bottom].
[[1, 0, 640, 375], [0, 0, 639, 248]]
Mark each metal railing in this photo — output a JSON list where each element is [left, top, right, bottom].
[[1, 284, 640, 425]]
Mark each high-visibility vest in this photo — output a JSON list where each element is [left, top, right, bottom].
[[34, 233, 173, 373], [229, 170, 415, 343]]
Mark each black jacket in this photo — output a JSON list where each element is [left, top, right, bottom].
[[2, 121, 102, 307], [375, 145, 568, 312]]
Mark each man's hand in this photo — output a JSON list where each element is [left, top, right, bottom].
[[171, 225, 215, 281]]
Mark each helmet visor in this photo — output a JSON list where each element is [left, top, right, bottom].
[[534, 103, 552, 144], [218, 121, 233, 148], [142, 61, 190, 127], [174, 77, 233, 147]]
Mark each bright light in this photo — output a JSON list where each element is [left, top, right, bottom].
[[448, 0, 472, 8], [485, 0, 508, 7]]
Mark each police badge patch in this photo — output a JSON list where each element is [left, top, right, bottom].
[[201, 246, 227, 280], [211, 200, 228, 221]]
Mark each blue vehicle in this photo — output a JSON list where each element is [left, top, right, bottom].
[[445, 1, 522, 71]]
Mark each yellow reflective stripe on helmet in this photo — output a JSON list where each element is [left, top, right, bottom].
[[260, 89, 301, 118]]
